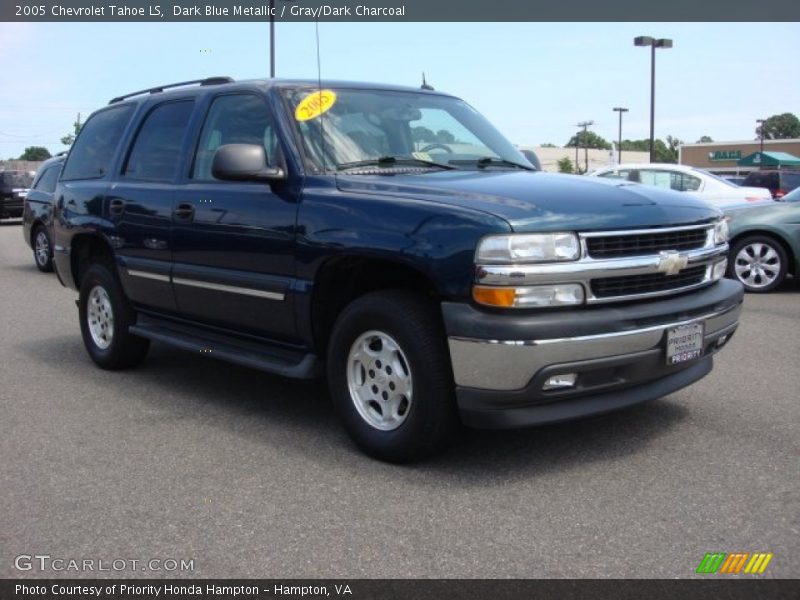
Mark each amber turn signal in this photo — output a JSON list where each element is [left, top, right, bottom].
[[472, 286, 517, 307]]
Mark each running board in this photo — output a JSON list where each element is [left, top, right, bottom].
[[129, 317, 321, 379]]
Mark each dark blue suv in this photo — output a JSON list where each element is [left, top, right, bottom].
[[53, 77, 743, 461]]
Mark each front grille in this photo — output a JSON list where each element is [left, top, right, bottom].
[[586, 228, 708, 258], [591, 265, 707, 298]]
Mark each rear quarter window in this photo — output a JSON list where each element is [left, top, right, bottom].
[[61, 104, 135, 181]]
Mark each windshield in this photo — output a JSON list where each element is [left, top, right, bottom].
[[0, 171, 33, 187], [282, 87, 533, 172]]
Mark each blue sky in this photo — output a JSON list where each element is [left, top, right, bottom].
[[1, 21, 798, 158]]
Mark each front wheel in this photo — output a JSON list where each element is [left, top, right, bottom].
[[79, 263, 150, 369], [327, 291, 458, 462], [728, 235, 788, 293]]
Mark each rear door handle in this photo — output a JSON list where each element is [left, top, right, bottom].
[[109, 199, 125, 215], [173, 202, 195, 221]]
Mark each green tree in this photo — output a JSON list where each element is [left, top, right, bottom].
[[654, 135, 682, 164], [756, 113, 800, 140], [696, 135, 713, 143], [435, 129, 456, 144], [557, 157, 574, 174], [18, 146, 51, 161], [412, 126, 436, 144], [540, 142, 557, 148], [565, 131, 611, 150], [61, 114, 82, 147], [620, 139, 650, 152]]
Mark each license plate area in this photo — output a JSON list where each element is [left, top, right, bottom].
[[666, 322, 705, 365]]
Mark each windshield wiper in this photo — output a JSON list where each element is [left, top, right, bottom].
[[448, 157, 535, 171], [337, 155, 456, 171]]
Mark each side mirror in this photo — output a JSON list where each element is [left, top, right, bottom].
[[211, 143, 286, 182]]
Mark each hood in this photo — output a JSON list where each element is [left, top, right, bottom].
[[336, 170, 721, 232]]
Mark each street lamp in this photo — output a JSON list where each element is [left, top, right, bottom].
[[269, 0, 295, 77], [613, 107, 628, 164], [634, 36, 673, 163], [756, 118, 766, 157], [576, 120, 594, 174]]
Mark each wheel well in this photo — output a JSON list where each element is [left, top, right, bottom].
[[29, 220, 45, 246], [71, 235, 116, 288], [311, 257, 440, 353], [731, 230, 795, 275]]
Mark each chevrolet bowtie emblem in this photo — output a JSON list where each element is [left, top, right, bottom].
[[657, 250, 689, 276]]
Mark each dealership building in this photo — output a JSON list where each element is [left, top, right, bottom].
[[679, 138, 800, 175]]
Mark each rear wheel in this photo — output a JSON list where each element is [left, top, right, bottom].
[[79, 263, 149, 369], [32, 225, 53, 272], [728, 235, 788, 293], [327, 291, 458, 462]]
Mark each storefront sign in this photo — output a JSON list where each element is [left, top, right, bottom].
[[708, 150, 742, 161]]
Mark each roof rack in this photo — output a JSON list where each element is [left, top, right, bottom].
[[109, 76, 234, 104]]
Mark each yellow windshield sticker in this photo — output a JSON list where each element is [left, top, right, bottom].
[[412, 151, 432, 161], [295, 90, 337, 121]]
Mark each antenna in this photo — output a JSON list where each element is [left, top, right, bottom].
[[421, 72, 434, 91], [315, 19, 328, 173]]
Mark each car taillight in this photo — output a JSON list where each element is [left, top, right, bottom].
[[775, 189, 785, 200]]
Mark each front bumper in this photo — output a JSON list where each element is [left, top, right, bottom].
[[443, 278, 743, 429]]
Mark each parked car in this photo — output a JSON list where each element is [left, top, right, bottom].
[[725, 186, 800, 292], [0, 170, 34, 220], [590, 163, 772, 207], [22, 154, 66, 272], [740, 169, 800, 200], [52, 77, 742, 462]]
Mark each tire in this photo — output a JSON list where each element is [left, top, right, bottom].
[[728, 235, 788, 293], [32, 225, 53, 272], [327, 291, 458, 463], [78, 263, 149, 369]]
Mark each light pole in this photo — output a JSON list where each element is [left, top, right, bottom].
[[634, 36, 672, 163], [613, 107, 628, 164], [269, 0, 275, 77], [576, 120, 594, 173], [269, 0, 294, 77], [756, 118, 766, 158]]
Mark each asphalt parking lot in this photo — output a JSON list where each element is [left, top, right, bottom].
[[1, 222, 798, 579]]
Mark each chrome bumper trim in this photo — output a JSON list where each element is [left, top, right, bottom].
[[447, 303, 741, 391]]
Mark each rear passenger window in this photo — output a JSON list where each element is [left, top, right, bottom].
[[34, 164, 60, 193], [192, 94, 279, 181], [123, 101, 194, 182], [61, 105, 135, 181]]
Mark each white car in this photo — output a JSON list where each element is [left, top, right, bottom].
[[589, 163, 773, 208]]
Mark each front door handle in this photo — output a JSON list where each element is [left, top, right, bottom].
[[109, 198, 125, 216], [173, 202, 195, 221]]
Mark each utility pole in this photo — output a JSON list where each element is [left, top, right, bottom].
[[576, 120, 594, 173], [613, 107, 628, 164], [756, 118, 766, 159]]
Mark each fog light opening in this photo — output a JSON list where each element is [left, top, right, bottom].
[[716, 334, 728, 348], [543, 373, 578, 390]]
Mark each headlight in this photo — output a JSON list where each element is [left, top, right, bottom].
[[476, 233, 580, 263], [713, 219, 729, 245]]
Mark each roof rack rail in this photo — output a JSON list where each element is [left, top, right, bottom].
[[109, 76, 235, 104]]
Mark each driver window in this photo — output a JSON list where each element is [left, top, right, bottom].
[[192, 94, 279, 181]]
